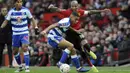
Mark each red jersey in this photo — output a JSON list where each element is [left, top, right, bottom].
[[59, 9, 85, 30]]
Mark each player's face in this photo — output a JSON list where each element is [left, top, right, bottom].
[[15, 0, 23, 9], [71, 15, 79, 24], [1, 8, 7, 16], [71, 4, 78, 11]]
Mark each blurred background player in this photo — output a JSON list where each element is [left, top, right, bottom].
[[41, 11, 89, 72], [0, 0, 38, 72], [0, 6, 14, 68], [48, 0, 110, 72]]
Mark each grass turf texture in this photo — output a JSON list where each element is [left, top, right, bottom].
[[0, 66, 130, 73]]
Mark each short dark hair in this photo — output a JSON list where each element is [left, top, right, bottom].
[[71, 11, 80, 17]]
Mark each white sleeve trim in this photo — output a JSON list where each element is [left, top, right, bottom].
[[26, 9, 33, 19]]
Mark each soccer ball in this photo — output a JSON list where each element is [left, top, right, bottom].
[[60, 64, 70, 73]]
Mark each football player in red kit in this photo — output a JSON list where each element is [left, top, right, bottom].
[[49, 0, 110, 72]]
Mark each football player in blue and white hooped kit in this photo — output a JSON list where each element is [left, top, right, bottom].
[[0, 0, 38, 72], [41, 11, 89, 72]]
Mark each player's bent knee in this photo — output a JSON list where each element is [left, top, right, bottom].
[[71, 48, 76, 55], [70, 44, 74, 48], [68, 44, 74, 50]]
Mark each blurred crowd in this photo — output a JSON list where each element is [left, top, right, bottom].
[[0, 0, 130, 66]]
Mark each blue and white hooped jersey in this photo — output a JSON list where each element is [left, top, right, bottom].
[[48, 17, 70, 38], [6, 7, 32, 35]]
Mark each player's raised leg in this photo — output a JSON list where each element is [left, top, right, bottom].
[[80, 34, 97, 59]]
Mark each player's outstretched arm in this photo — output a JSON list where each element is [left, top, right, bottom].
[[41, 23, 58, 35], [84, 9, 111, 15], [48, 4, 66, 12], [0, 20, 8, 28]]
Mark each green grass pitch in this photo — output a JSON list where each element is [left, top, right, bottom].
[[0, 66, 130, 73]]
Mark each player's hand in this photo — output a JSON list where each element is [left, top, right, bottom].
[[48, 4, 54, 9], [35, 28, 39, 35]]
